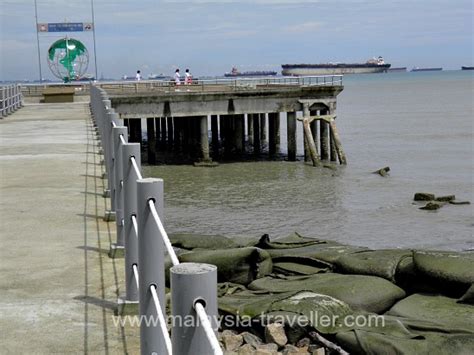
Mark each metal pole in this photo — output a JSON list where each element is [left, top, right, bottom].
[[122, 143, 141, 301], [171, 262, 219, 355], [137, 178, 166, 355], [90, 0, 99, 80], [34, 0, 43, 82], [113, 126, 128, 247]]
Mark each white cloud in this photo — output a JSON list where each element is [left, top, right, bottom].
[[283, 21, 323, 33]]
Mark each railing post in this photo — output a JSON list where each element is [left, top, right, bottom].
[[1, 87, 5, 117], [112, 126, 128, 250], [122, 143, 141, 301], [137, 178, 166, 355], [171, 263, 219, 355]]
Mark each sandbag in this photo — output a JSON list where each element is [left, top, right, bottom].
[[387, 293, 474, 334], [248, 273, 405, 313], [334, 249, 412, 282], [169, 233, 239, 250], [336, 322, 474, 355], [458, 284, 474, 305], [395, 256, 441, 294], [272, 256, 332, 275], [413, 250, 474, 296], [256, 233, 327, 249], [179, 247, 272, 286]]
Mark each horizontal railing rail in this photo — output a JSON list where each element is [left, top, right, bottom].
[[90, 84, 222, 355], [96, 75, 343, 95], [20, 75, 342, 97], [1, 84, 23, 117]]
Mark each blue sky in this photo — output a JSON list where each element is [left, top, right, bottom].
[[0, 0, 472, 80]]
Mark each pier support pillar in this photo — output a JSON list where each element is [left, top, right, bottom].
[[211, 115, 219, 158], [287, 112, 297, 161], [234, 114, 244, 155], [268, 112, 280, 156], [252, 114, 261, 155], [199, 116, 211, 162], [247, 114, 254, 145], [154, 118, 160, 152], [167, 117, 174, 150], [219, 116, 225, 141], [310, 110, 318, 155], [160, 117, 167, 149], [146, 118, 156, 164], [320, 110, 329, 160], [260, 113, 267, 144], [129, 119, 142, 144]]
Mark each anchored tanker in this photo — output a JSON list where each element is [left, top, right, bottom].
[[282, 56, 391, 76]]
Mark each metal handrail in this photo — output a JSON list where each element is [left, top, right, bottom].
[[1, 84, 23, 116]]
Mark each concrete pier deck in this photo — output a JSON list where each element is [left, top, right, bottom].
[[0, 103, 139, 353]]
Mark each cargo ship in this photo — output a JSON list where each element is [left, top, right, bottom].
[[281, 56, 390, 76], [410, 67, 442, 72], [461, 66, 474, 70], [387, 67, 407, 72], [224, 67, 277, 77]]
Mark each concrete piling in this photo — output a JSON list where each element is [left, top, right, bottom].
[[160, 117, 167, 149], [146, 118, 156, 164], [320, 110, 329, 161], [247, 114, 254, 145], [252, 114, 261, 155], [268, 112, 280, 156], [211, 115, 219, 157], [199, 116, 211, 162], [287, 112, 297, 161], [167, 117, 174, 149], [234, 114, 244, 155]]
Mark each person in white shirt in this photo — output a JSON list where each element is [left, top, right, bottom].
[[135, 70, 141, 81], [184, 69, 192, 85], [174, 69, 181, 85]]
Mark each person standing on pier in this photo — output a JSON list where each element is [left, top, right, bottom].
[[174, 69, 181, 85], [184, 69, 192, 85], [135, 70, 141, 81]]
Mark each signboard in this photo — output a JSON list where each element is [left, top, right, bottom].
[[37, 23, 94, 32]]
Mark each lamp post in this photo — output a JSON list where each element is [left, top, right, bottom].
[[91, 0, 98, 80], [34, 0, 43, 82]]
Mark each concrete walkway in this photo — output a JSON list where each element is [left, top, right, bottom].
[[0, 103, 139, 353]]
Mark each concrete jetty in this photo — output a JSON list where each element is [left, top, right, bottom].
[[0, 103, 139, 352], [96, 76, 345, 165]]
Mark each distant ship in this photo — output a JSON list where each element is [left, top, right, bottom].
[[224, 67, 277, 77], [387, 67, 407, 72], [281, 56, 391, 76], [148, 73, 170, 80], [461, 66, 474, 70], [411, 67, 443, 72]]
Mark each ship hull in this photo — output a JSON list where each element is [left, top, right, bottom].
[[461, 66, 474, 70], [410, 68, 442, 72], [281, 65, 390, 76]]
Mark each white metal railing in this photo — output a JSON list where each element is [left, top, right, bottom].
[[21, 75, 343, 98], [1, 84, 23, 117], [96, 75, 343, 95], [90, 84, 221, 355]]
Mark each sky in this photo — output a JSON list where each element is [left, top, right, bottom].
[[0, 0, 472, 80]]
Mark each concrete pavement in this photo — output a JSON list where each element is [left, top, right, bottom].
[[0, 102, 139, 353]]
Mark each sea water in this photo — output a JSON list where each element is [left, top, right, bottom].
[[144, 70, 473, 251]]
